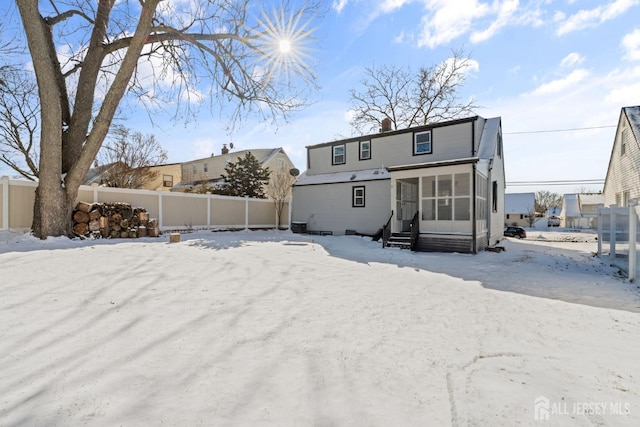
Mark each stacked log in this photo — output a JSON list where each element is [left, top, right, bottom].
[[72, 201, 159, 239]]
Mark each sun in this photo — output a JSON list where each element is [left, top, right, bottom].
[[279, 39, 292, 54], [255, 5, 315, 84]]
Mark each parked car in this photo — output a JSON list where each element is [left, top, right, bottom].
[[548, 216, 561, 227], [504, 226, 527, 239]]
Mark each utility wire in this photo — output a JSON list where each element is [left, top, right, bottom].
[[504, 125, 616, 135]]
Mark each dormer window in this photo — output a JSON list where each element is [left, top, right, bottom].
[[414, 130, 432, 155], [332, 144, 345, 165], [359, 140, 371, 160]]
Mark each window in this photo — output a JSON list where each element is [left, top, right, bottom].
[[277, 158, 285, 170], [163, 175, 173, 187], [492, 181, 498, 212], [204, 163, 208, 173], [621, 128, 627, 156], [332, 144, 345, 165], [352, 186, 365, 207], [359, 140, 371, 160], [454, 173, 471, 220], [414, 130, 432, 155], [421, 173, 470, 221], [476, 173, 487, 222]]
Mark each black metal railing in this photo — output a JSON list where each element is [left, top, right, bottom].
[[382, 210, 394, 248], [409, 211, 419, 251]]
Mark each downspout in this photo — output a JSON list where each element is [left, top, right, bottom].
[[471, 120, 476, 156], [487, 159, 494, 246], [472, 163, 477, 253]]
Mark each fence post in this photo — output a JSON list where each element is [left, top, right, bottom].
[[1, 176, 9, 230], [207, 194, 211, 228], [610, 206, 617, 262], [244, 196, 249, 230], [287, 198, 292, 230], [92, 183, 99, 203], [630, 207, 637, 282], [597, 208, 603, 256], [158, 190, 163, 231]]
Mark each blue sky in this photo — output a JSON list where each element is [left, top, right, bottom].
[[3, 0, 640, 196]]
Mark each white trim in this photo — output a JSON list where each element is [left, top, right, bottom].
[[1, 176, 9, 230]]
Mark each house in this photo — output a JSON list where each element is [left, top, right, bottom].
[[504, 192, 535, 227], [291, 115, 505, 253], [83, 161, 182, 191], [175, 146, 294, 194], [561, 193, 604, 229], [603, 106, 640, 207], [142, 163, 182, 191]]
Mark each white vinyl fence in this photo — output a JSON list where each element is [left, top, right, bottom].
[[597, 205, 640, 281], [1, 176, 290, 233]]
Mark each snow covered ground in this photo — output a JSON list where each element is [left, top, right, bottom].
[[1, 229, 639, 426]]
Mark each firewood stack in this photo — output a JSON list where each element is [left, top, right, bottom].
[[72, 201, 160, 239]]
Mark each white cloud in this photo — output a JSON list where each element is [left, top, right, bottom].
[[530, 69, 590, 96], [560, 52, 585, 69], [470, 0, 519, 44], [332, 0, 349, 14], [393, 30, 406, 44], [417, 0, 491, 48], [556, 0, 639, 36], [381, 0, 412, 13], [622, 28, 640, 61]]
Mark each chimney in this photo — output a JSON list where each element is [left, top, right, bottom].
[[221, 144, 229, 154], [381, 117, 392, 132]]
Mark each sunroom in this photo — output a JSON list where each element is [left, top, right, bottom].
[[387, 158, 492, 253]]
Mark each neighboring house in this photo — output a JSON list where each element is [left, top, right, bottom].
[[504, 192, 535, 227], [603, 106, 640, 207], [291, 115, 505, 253], [83, 161, 181, 191], [175, 146, 294, 194], [561, 193, 604, 229], [142, 163, 182, 191]]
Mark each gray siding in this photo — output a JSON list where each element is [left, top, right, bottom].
[[604, 112, 640, 206], [292, 180, 391, 235], [307, 119, 476, 176]]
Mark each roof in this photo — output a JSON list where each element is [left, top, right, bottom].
[[623, 106, 640, 144], [477, 117, 502, 159], [579, 193, 604, 205], [387, 157, 478, 172], [293, 167, 390, 186], [505, 192, 535, 214], [182, 148, 284, 167], [83, 162, 123, 185]]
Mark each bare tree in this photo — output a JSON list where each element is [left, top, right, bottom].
[[97, 125, 168, 188], [535, 191, 563, 214], [349, 49, 478, 134], [526, 204, 536, 227], [16, 0, 321, 238], [266, 169, 295, 228], [0, 69, 40, 180]]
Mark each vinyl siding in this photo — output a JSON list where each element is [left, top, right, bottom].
[[291, 179, 391, 235], [604, 112, 640, 206], [307, 119, 476, 176]]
